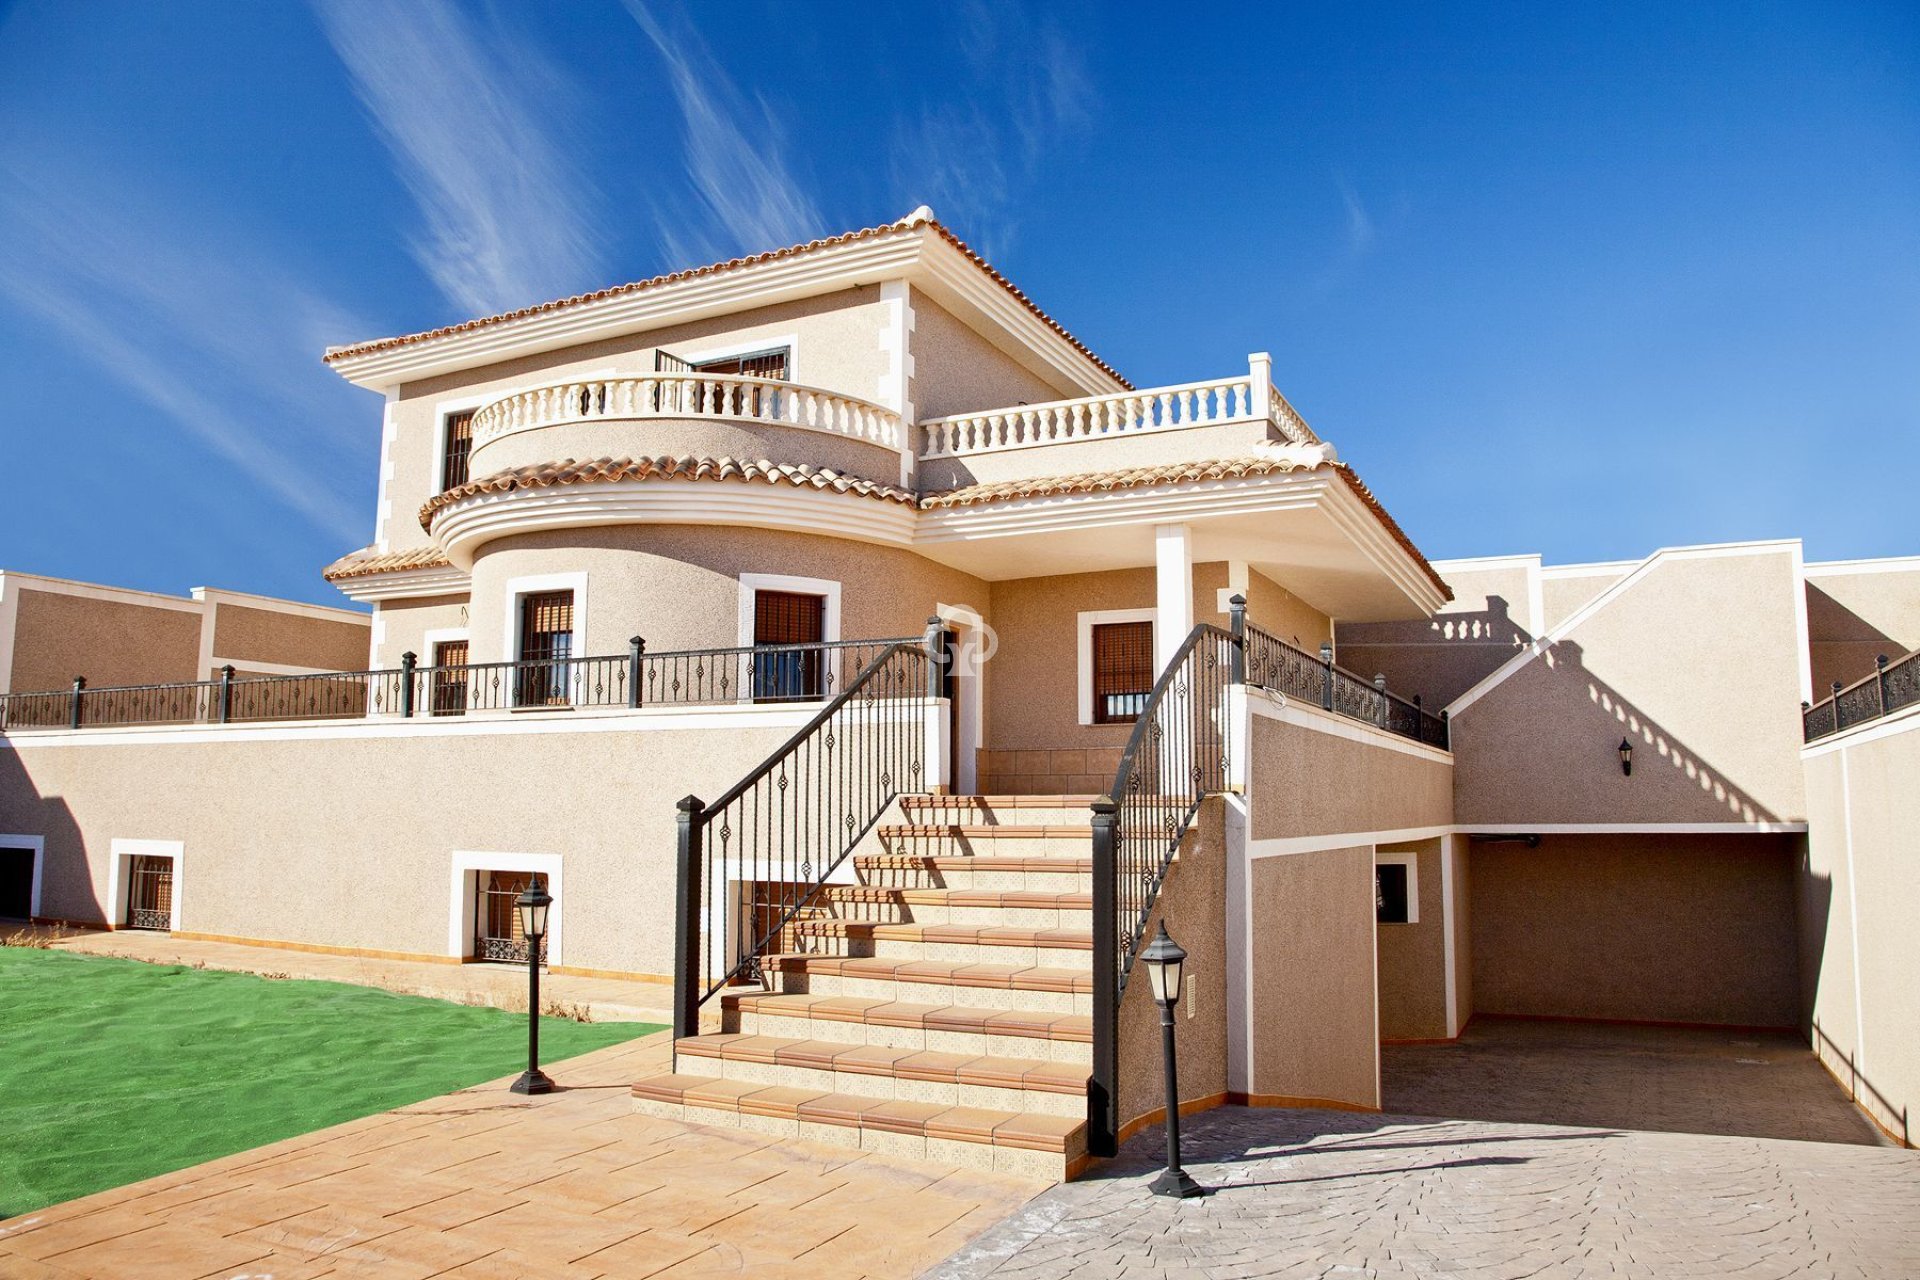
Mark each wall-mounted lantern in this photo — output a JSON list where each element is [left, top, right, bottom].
[[1618, 738, 1633, 777]]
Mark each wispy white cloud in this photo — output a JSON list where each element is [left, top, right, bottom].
[[623, 0, 826, 264], [890, 1, 1094, 254], [313, 0, 607, 315], [0, 159, 369, 542], [1338, 179, 1376, 255]]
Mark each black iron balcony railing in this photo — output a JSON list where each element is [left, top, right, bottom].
[[1803, 650, 1919, 742], [0, 637, 913, 732], [1242, 623, 1449, 748], [673, 625, 944, 1039]]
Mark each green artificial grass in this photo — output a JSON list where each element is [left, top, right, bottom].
[[0, 948, 663, 1217]]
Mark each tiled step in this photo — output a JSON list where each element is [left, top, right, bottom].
[[899, 794, 1100, 827], [853, 853, 1093, 893], [822, 885, 1093, 927], [770, 954, 1092, 1012], [676, 1033, 1087, 1117], [723, 991, 1093, 1063], [879, 824, 1093, 858], [632, 1071, 1086, 1179], [869, 923, 1093, 967]]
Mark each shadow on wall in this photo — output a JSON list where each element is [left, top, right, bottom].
[[1806, 583, 1912, 694], [1335, 596, 1534, 710], [1797, 862, 1912, 1146], [0, 746, 96, 927]]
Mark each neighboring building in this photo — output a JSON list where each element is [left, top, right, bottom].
[[1, 209, 1914, 1177], [0, 571, 371, 698]]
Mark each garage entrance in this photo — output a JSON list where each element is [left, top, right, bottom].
[[0, 845, 33, 920]]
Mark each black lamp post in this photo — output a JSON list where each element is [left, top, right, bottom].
[[1140, 922, 1204, 1198], [510, 878, 556, 1095], [1618, 737, 1633, 777]]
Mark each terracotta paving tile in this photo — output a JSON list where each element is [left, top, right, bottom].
[[0, 1245, 89, 1279], [988, 1113, 1082, 1152], [863, 1099, 950, 1135], [290, 1166, 469, 1217], [794, 1091, 870, 1126], [572, 1229, 718, 1277], [773, 1040, 847, 1070], [735, 1084, 826, 1119], [893, 1050, 978, 1082], [231, 1203, 410, 1258], [921, 1107, 1008, 1142], [36, 1222, 275, 1279], [151, 1185, 332, 1236], [822, 1043, 905, 1074], [4, 1207, 175, 1261], [383, 1187, 529, 1232], [451, 1198, 649, 1265], [321, 1224, 498, 1279], [429, 1244, 612, 1279]]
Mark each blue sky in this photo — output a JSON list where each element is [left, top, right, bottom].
[[0, 1, 1914, 608]]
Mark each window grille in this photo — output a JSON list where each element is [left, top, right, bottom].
[[431, 639, 469, 716], [752, 590, 825, 701], [515, 591, 574, 707], [127, 855, 173, 930], [475, 870, 548, 963], [1091, 621, 1154, 723], [441, 410, 474, 491]]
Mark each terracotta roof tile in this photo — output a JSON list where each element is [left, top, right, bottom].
[[321, 545, 454, 581], [920, 456, 1451, 600], [419, 455, 917, 530], [325, 212, 1130, 390]]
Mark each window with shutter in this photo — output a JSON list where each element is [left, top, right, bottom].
[[1091, 620, 1154, 724], [752, 590, 825, 701], [515, 592, 574, 706], [441, 410, 474, 491]]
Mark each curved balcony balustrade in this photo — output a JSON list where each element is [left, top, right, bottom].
[[467, 374, 905, 478]]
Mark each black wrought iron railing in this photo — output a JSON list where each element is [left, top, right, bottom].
[[0, 638, 913, 732], [1243, 623, 1449, 748], [1804, 651, 1919, 742], [672, 624, 945, 1040], [1088, 621, 1237, 1156]]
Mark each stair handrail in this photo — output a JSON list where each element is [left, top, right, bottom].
[[1087, 613, 1242, 1155], [673, 623, 944, 1039]]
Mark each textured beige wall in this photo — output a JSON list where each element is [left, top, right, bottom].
[[468, 524, 986, 663], [1801, 716, 1920, 1143], [1450, 549, 1808, 825], [984, 568, 1153, 756], [210, 604, 371, 672], [468, 415, 901, 483], [0, 717, 804, 975], [908, 291, 1071, 424], [1115, 798, 1230, 1137], [1376, 838, 1449, 1040], [1242, 568, 1332, 652], [1470, 833, 1801, 1027], [1805, 566, 1920, 695], [10, 589, 202, 693], [383, 289, 894, 552], [1248, 845, 1379, 1108], [1247, 708, 1454, 842], [1541, 570, 1627, 630], [372, 596, 471, 669], [1336, 563, 1534, 709]]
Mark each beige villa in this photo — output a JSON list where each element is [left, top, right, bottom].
[[2, 208, 1915, 1179]]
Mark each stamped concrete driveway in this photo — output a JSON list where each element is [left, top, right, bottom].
[[925, 1105, 1920, 1279], [927, 1019, 1916, 1278], [1381, 1017, 1887, 1146]]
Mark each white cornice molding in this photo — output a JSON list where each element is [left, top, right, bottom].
[[430, 483, 917, 569], [325, 226, 1122, 400], [330, 565, 473, 604], [190, 587, 369, 624]]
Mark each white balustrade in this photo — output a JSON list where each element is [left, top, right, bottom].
[[470, 374, 905, 453], [918, 359, 1320, 459]]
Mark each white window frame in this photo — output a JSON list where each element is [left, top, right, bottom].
[[421, 626, 472, 665], [431, 393, 489, 494], [449, 850, 564, 964], [1077, 608, 1156, 726], [0, 834, 45, 920], [738, 573, 843, 705], [107, 838, 185, 931], [1374, 849, 1420, 925], [503, 572, 589, 673]]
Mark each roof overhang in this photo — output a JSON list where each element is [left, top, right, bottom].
[[324, 218, 1127, 399], [914, 469, 1449, 620]]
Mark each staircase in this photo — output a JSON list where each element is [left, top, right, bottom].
[[632, 793, 1097, 1180]]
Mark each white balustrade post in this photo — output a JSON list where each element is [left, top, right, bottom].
[[1248, 352, 1276, 424]]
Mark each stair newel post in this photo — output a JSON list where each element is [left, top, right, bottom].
[[1440, 708, 1450, 750], [218, 664, 235, 724], [1088, 796, 1120, 1158], [69, 676, 85, 730], [1319, 643, 1335, 711], [1876, 654, 1889, 718], [628, 636, 646, 710], [922, 615, 947, 700], [399, 651, 417, 719], [1227, 594, 1247, 685], [674, 794, 706, 1043]]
